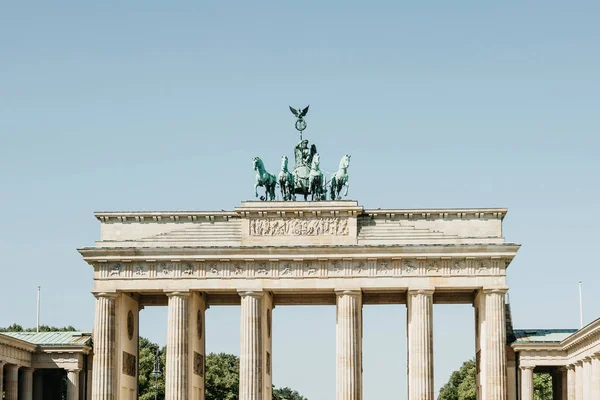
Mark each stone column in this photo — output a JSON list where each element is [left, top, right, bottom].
[[559, 367, 568, 400], [566, 364, 576, 400], [575, 361, 583, 400], [591, 354, 600, 400], [33, 370, 44, 400], [520, 366, 534, 400], [483, 288, 508, 400], [239, 290, 263, 400], [19, 367, 34, 400], [91, 292, 116, 400], [5, 364, 19, 400], [583, 357, 592, 400], [67, 368, 80, 400], [165, 291, 190, 400], [407, 288, 434, 400], [188, 292, 208, 400], [336, 289, 362, 400], [0, 361, 5, 396]]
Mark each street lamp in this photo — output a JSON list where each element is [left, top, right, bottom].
[[151, 348, 162, 400]]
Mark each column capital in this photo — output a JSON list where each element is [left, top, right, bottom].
[[407, 287, 435, 296], [575, 360, 584, 366], [164, 290, 190, 298], [66, 368, 81, 373], [20, 366, 34, 372], [591, 352, 600, 360], [566, 363, 576, 370], [237, 289, 264, 298], [92, 291, 117, 299], [520, 365, 535, 371], [583, 356, 593, 362], [334, 289, 362, 296], [482, 287, 509, 295]]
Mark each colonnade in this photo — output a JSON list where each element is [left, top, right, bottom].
[[520, 355, 600, 400], [0, 362, 81, 400], [92, 287, 508, 400]]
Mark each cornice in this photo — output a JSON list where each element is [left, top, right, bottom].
[[93, 205, 509, 223], [511, 342, 564, 352], [78, 243, 520, 262], [363, 208, 507, 220], [95, 211, 236, 223], [38, 345, 92, 355]]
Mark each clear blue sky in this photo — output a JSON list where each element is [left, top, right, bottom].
[[1, 2, 599, 399]]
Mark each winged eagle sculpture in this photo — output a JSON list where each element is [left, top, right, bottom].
[[289, 105, 309, 119]]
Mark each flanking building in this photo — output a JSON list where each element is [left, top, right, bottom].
[[0, 331, 92, 400]]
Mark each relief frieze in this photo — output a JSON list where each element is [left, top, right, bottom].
[[122, 351, 136, 377], [249, 217, 349, 236], [100, 258, 505, 279]]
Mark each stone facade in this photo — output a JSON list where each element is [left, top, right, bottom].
[[80, 201, 520, 400]]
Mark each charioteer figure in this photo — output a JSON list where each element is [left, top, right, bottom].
[[294, 139, 317, 169]]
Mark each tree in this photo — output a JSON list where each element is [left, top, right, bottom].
[[138, 337, 166, 400], [273, 387, 308, 400], [205, 353, 240, 400], [437, 359, 476, 400], [438, 359, 553, 400], [534, 373, 553, 400]]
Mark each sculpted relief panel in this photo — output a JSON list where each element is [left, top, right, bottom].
[[249, 218, 349, 236], [98, 258, 505, 279]]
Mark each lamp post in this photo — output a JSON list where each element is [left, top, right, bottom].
[[151, 348, 162, 400]]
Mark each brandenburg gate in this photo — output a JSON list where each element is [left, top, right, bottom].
[[79, 107, 519, 400], [79, 201, 519, 400]]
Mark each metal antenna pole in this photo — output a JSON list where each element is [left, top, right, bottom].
[[579, 281, 584, 328], [37, 286, 41, 332]]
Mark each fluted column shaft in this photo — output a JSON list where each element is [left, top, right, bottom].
[[67, 369, 80, 400], [591, 354, 600, 400], [92, 292, 116, 400], [166, 291, 190, 400], [483, 289, 508, 400], [582, 358, 592, 400], [407, 288, 434, 400], [575, 361, 583, 400], [19, 367, 34, 400], [5, 364, 19, 400], [520, 366, 534, 400], [566, 364, 576, 400], [239, 291, 263, 400], [336, 289, 362, 400]]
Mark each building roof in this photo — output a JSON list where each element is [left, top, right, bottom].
[[513, 329, 577, 344], [1, 331, 92, 346]]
